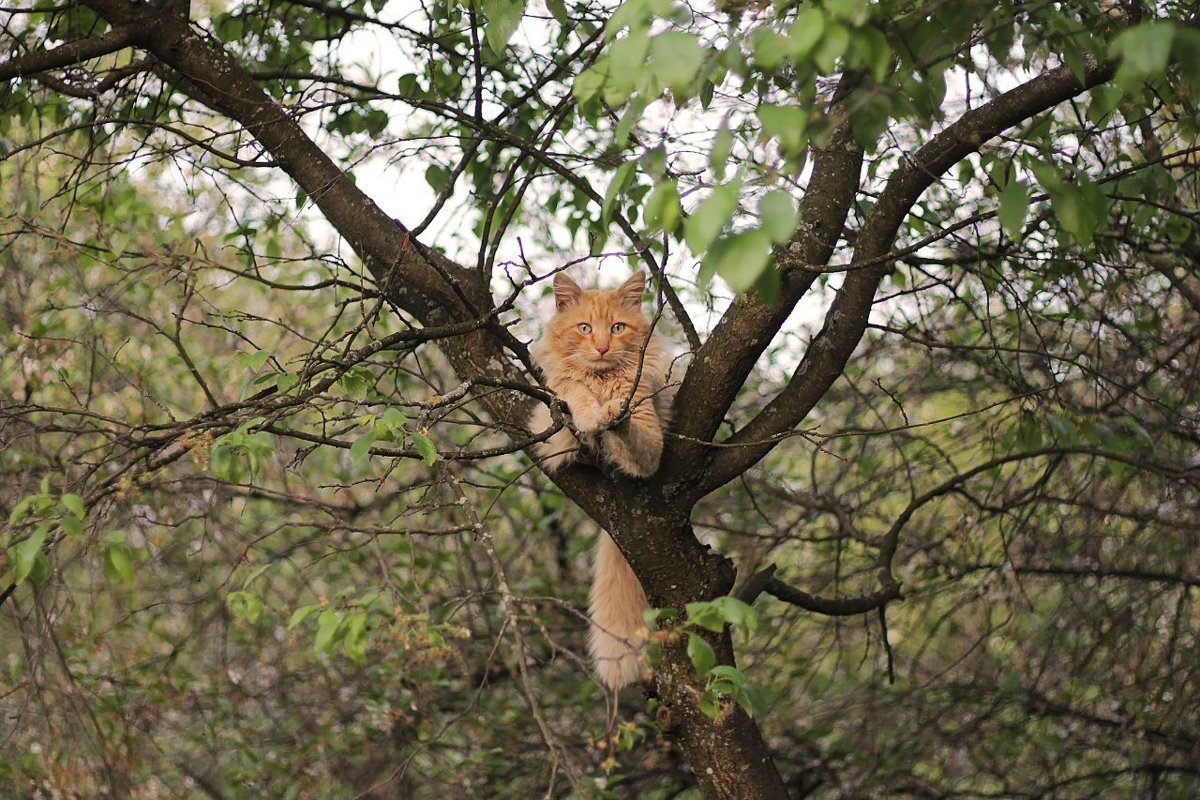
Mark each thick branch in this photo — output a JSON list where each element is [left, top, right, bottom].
[[762, 575, 900, 616], [700, 54, 1119, 493], [80, 0, 478, 322], [661, 76, 865, 494], [738, 564, 901, 616], [0, 26, 136, 81]]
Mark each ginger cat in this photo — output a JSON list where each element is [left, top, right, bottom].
[[527, 271, 673, 690]]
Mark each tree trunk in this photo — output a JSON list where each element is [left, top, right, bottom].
[[655, 631, 789, 800], [608, 509, 789, 799]]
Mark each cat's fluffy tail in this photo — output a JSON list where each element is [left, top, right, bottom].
[[589, 532, 648, 690]]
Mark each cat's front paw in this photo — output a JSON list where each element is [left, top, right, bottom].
[[599, 398, 628, 427], [571, 403, 607, 434], [578, 400, 627, 433]]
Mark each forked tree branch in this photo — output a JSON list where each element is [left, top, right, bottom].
[[698, 52, 1120, 494], [662, 73, 865, 490], [51, 8, 795, 796]]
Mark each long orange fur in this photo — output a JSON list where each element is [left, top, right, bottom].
[[527, 271, 673, 689]]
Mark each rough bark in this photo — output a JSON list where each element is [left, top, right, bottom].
[[656, 629, 789, 800], [25, 5, 1129, 796]]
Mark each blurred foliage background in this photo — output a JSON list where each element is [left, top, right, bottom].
[[2, 0, 1199, 797]]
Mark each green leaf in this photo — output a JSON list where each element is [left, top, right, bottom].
[[108, 231, 130, 257], [685, 600, 726, 633], [1030, 162, 1108, 246], [752, 31, 796, 70], [607, 30, 651, 102], [1086, 84, 1124, 125], [825, 0, 869, 26], [644, 179, 682, 233], [288, 604, 321, 629], [697, 235, 729, 287], [848, 89, 893, 150], [998, 180, 1030, 239], [209, 442, 236, 482], [377, 407, 408, 440], [1174, 29, 1200, 85], [712, 228, 773, 293], [237, 350, 272, 373], [1047, 414, 1078, 444], [342, 612, 369, 662], [759, 190, 798, 243], [614, 99, 646, 146], [1013, 412, 1041, 450], [482, 0, 525, 54], [353, 592, 381, 608], [787, 8, 826, 62], [425, 164, 451, 194], [1110, 22, 1175, 87], [1050, 182, 1108, 247], [709, 664, 746, 686], [649, 32, 706, 96], [601, 160, 635, 227], [851, 26, 891, 82], [314, 609, 342, 653], [740, 682, 769, 717], [338, 367, 373, 401], [411, 431, 438, 466], [687, 633, 716, 677], [712, 596, 758, 632], [61, 515, 82, 537], [103, 542, 135, 585], [698, 690, 721, 719], [27, 551, 49, 585], [60, 493, 85, 520], [684, 181, 739, 255], [273, 372, 299, 394], [605, 0, 661, 39], [757, 104, 807, 157], [11, 523, 49, 585], [9, 494, 39, 524], [1116, 416, 1154, 448], [813, 21, 850, 73], [640, 143, 667, 180], [573, 58, 610, 105], [1029, 160, 1064, 194], [241, 563, 273, 589], [350, 431, 375, 463], [226, 590, 263, 623]]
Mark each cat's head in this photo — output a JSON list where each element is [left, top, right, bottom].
[[544, 272, 651, 373]]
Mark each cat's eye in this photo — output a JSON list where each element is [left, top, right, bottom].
[[611, 322, 626, 333], [578, 323, 592, 334]]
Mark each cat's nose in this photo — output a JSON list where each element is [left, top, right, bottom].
[[595, 342, 609, 355]]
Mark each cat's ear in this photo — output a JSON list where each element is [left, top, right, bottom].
[[616, 271, 645, 308], [553, 273, 583, 311]]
